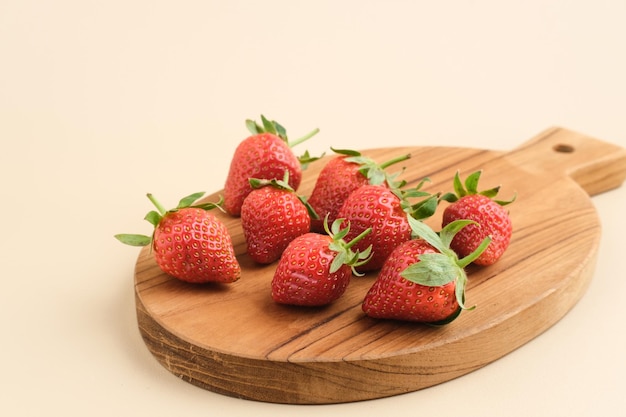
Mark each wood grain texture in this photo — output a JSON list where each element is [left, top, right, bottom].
[[133, 126, 626, 404]]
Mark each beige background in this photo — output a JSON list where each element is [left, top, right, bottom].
[[2, 1, 625, 416]]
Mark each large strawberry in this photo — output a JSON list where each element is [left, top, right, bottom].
[[440, 170, 515, 266], [115, 192, 241, 283], [335, 180, 439, 272], [271, 218, 372, 306], [362, 217, 491, 324], [307, 149, 410, 233], [223, 115, 320, 216], [241, 172, 318, 264]]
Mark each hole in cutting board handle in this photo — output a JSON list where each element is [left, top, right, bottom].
[[553, 143, 575, 153]]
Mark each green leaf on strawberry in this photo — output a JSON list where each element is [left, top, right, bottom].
[[144, 210, 162, 228], [115, 192, 225, 247], [246, 115, 324, 169], [328, 147, 361, 157], [339, 148, 411, 188], [440, 170, 515, 265], [325, 216, 373, 275], [114, 233, 152, 247], [298, 150, 323, 170], [248, 171, 294, 191], [246, 114, 321, 150], [441, 170, 516, 206], [402, 252, 461, 286], [308, 149, 413, 234], [115, 192, 240, 283], [224, 116, 323, 216], [176, 191, 207, 209], [401, 216, 491, 311], [271, 216, 373, 306], [248, 171, 320, 221], [399, 177, 441, 221]]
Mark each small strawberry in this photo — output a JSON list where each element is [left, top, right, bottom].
[[307, 149, 411, 232], [362, 217, 491, 324], [115, 192, 241, 284], [335, 180, 439, 272], [440, 170, 515, 266], [271, 218, 372, 306], [241, 172, 318, 264], [223, 115, 321, 216]]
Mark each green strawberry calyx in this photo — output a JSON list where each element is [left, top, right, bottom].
[[440, 170, 516, 206], [245, 115, 324, 169], [397, 177, 441, 221], [333, 147, 411, 188], [401, 216, 492, 315], [114, 192, 223, 247], [248, 171, 320, 220], [323, 216, 373, 276]]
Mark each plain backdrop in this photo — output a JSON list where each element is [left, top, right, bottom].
[[1, 1, 625, 416]]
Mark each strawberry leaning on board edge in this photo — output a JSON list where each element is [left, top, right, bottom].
[[440, 170, 516, 266], [271, 218, 372, 306], [362, 217, 492, 324], [240, 172, 319, 264], [223, 115, 322, 217], [307, 148, 411, 233], [114, 192, 241, 284]]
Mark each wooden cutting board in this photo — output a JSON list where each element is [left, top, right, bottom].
[[133, 127, 626, 404]]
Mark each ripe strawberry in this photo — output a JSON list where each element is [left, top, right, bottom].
[[223, 115, 320, 216], [362, 217, 491, 324], [115, 192, 241, 284], [307, 149, 411, 233], [335, 180, 439, 272], [240, 172, 318, 264], [271, 218, 372, 306], [441, 170, 515, 266]]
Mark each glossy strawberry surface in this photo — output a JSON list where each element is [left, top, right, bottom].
[[307, 156, 370, 232], [241, 186, 311, 264], [362, 239, 460, 323], [271, 233, 352, 306], [153, 208, 241, 283], [442, 194, 512, 265], [337, 184, 411, 272], [223, 133, 302, 216]]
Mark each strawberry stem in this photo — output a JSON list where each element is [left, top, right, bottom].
[[288, 127, 320, 148], [379, 153, 411, 169], [325, 217, 373, 275], [146, 193, 167, 216], [457, 235, 492, 268], [344, 227, 373, 250], [116, 192, 221, 249]]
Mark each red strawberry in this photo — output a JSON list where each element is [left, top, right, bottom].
[[223, 115, 320, 216], [335, 180, 439, 272], [362, 217, 491, 323], [115, 192, 241, 284], [241, 172, 318, 264], [271, 218, 372, 306], [307, 149, 410, 233], [441, 170, 515, 266]]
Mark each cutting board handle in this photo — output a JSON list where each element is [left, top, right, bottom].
[[504, 127, 626, 196]]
